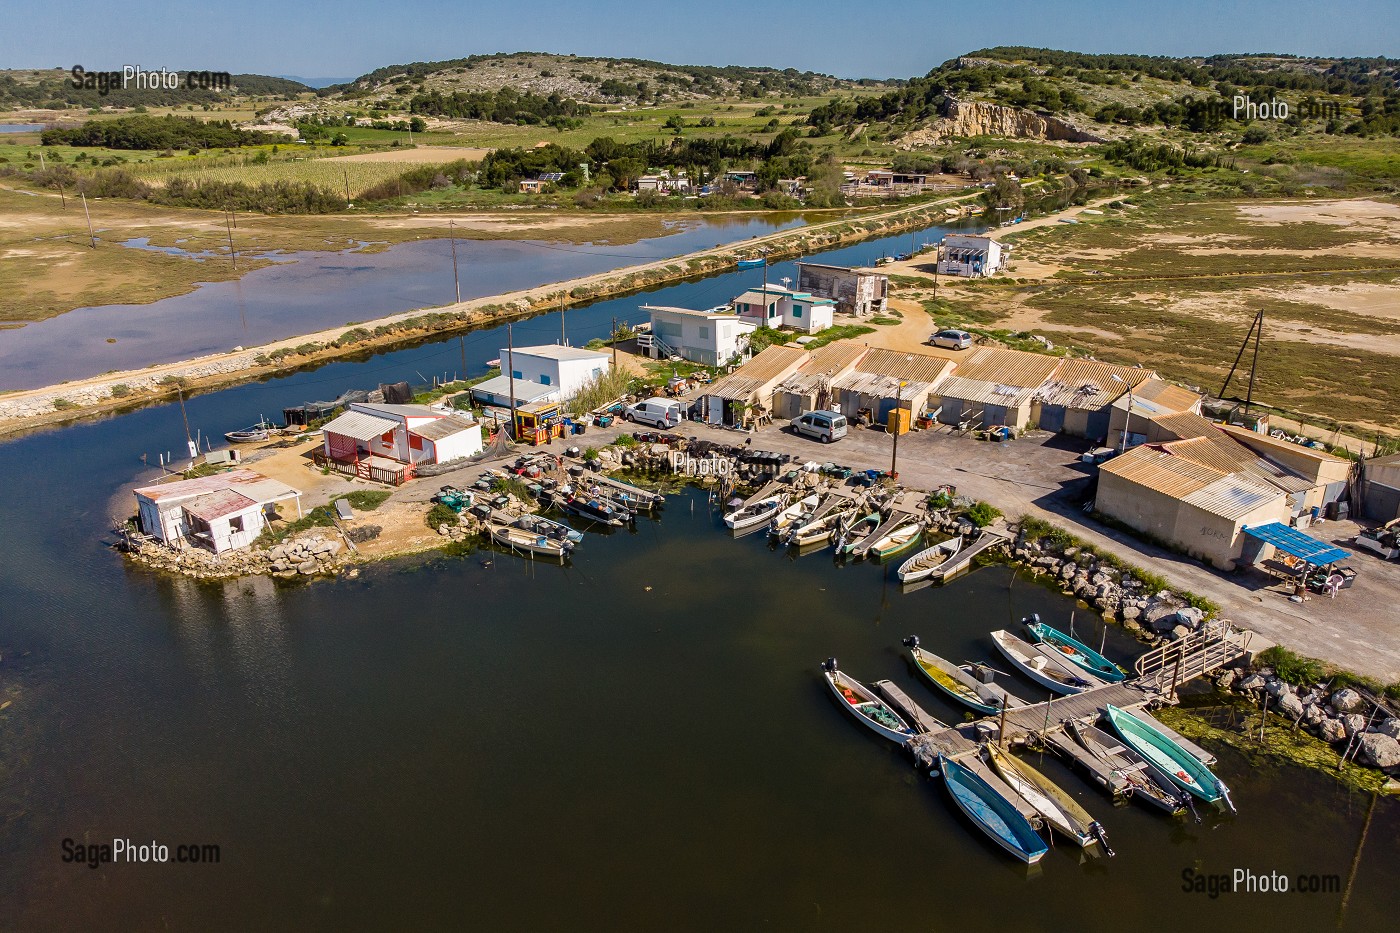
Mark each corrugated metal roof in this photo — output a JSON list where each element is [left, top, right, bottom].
[[1164, 437, 1315, 494], [1099, 446, 1223, 499], [1130, 379, 1202, 414], [134, 469, 297, 504], [832, 371, 934, 399], [776, 343, 868, 394], [947, 347, 1062, 388], [235, 478, 301, 503], [1035, 359, 1153, 409], [1181, 473, 1283, 521], [469, 374, 557, 404], [1217, 424, 1347, 464], [935, 375, 1041, 409], [413, 415, 479, 441], [1150, 411, 1222, 441], [352, 402, 438, 419], [856, 348, 957, 385], [183, 489, 260, 522], [322, 410, 400, 441]]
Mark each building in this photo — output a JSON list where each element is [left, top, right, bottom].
[[637, 170, 689, 194], [499, 344, 610, 398], [518, 178, 548, 194], [133, 469, 303, 554], [699, 344, 808, 427], [937, 234, 1005, 278], [1216, 424, 1352, 514], [469, 375, 561, 410], [831, 347, 956, 425], [1108, 378, 1204, 450], [934, 347, 1063, 431], [1362, 452, 1400, 521], [770, 343, 869, 420], [795, 262, 888, 317], [1096, 444, 1293, 570], [319, 403, 483, 485], [731, 285, 834, 334], [1032, 360, 1155, 441], [643, 305, 756, 367]]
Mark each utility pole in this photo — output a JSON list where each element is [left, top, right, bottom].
[[449, 219, 460, 304], [506, 323, 518, 440], [56, 182, 66, 209], [80, 192, 96, 248], [611, 316, 618, 369], [1244, 309, 1262, 418], [225, 210, 237, 270], [176, 385, 196, 461], [560, 294, 567, 345]]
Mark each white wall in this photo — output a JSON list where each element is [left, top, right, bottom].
[[500, 350, 609, 397], [430, 424, 484, 463]]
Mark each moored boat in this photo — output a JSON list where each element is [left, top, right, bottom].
[[1105, 705, 1233, 810], [723, 493, 786, 530], [786, 505, 854, 549], [224, 419, 274, 443], [1024, 615, 1125, 682], [555, 490, 630, 527], [511, 512, 584, 545], [902, 636, 1025, 715], [869, 522, 922, 561], [1067, 719, 1190, 815], [736, 258, 766, 269], [938, 754, 1049, 864], [486, 522, 574, 561], [820, 658, 917, 746], [896, 535, 962, 583], [986, 744, 1112, 854], [833, 511, 881, 555], [991, 630, 1104, 695], [768, 494, 819, 538]]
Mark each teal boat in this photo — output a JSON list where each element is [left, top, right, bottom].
[[1105, 705, 1234, 811], [1024, 615, 1125, 682], [938, 755, 1048, 864]]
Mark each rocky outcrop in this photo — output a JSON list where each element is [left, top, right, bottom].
[[897, 97, 1108, 148], [126, 533, 349, 580]]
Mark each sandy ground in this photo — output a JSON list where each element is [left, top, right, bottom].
[[1238, 198, 1400, 227], [319, 147, 492, 164]]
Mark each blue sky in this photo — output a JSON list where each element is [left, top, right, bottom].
[[4, 0, 1397, 82]]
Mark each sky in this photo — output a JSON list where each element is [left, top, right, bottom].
[[3, 0, 1397, 82]]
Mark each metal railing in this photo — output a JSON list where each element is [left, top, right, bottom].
[[1134, 620, 1252, 696]]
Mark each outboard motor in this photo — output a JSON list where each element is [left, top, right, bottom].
[[902, 635, 921, 650], [821, 657, 838, 673], [1090, 821, 1115, 858]]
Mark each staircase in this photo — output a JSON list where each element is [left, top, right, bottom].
[[636, 333, 680, 360], [1134, 620, 1252, 696]]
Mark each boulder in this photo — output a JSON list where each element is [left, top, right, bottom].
[[1175, 606, 1206, 629], [1277, 693, 1306, 720], [1378, 718, 1400, 741], [1358, 733, 1400, 769], [1343, 713, 1369, 737], [1331, 688, 1365, 714], [1266, 679, 1295, 699], [1215, 669, 1238, 692], [1120, 605, 1141, 621], [297, 560, 319, 575], [1318, 717, 1347, 743], [1170, 625, 1193, 641], [1238, 673, 1267, 691], [1150, 613, 1182, 636], [1303, 703, 1326, 726]]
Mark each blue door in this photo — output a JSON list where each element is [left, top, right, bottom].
[[1039, 405, 1066, 433]]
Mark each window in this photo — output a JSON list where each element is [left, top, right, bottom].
[[229, 515, 245, 533], [512, 370, 522, 380], [409, 433, 423, 451], [699, 326, 709, 340], [380, 430, 394, 444], [792, 306, 803, 319], [540, 374, 552, 386]]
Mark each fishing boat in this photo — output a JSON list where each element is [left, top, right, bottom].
[[833, 511, 881, 555], [1024, 615, 1126, 683], [786, 505, 854, 549], [224, 419, 274, 443], [1105, 705, 1234, 810], [868, 522, 922, 561], [736, 257, 766, 269], [555, 490, 630, 527], [990, 630, 1104, 695], [724, 494, 786, 531], [511, 513, 584, 545], [902, 636, 1025, 715], [985, 745, 1112, 854], [896, 536, 963, 583], [937, 754, 1049, 864], [1067, 720, 1189, 815], [486, 522, 573, 561], [768, 494, 820, 538], [819, 658, 918, 746]]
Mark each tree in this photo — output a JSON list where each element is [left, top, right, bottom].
[[607, 157, 646, 190]]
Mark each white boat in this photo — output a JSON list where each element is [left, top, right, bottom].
[[990, 630, 1105, 695], [786, 505, 854, 549], [896, 535, 963, 583], [768, 494, 819, 538], [820, 658, 917, 746], [224, 419, 274, 443], [724, 494, 786, 531], [511, 513, 584, 545], [986, 744, 1112, 853], [487, 522, 573, 561]]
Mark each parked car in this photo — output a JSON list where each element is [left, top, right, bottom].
[[625, 397, 681, 429], [790, 410, 848, 443], [930, 329, 973, 350]]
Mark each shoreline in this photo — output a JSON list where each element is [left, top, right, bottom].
[[0, 187, 1007, 439]]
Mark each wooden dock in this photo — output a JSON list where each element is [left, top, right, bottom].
[[928, 529, 1008, 582], [874, 680, 948, 735]]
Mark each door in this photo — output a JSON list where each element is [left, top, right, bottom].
[[1038, 405, 1065, 433], [1085, 407, 1110, 442]]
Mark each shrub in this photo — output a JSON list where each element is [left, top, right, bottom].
[[51, 398, 77, 410], [1258, 646, 1324, 686], [965, 501, 1002, 527], [425, 503, 459, 529], [338, 490, 391, 511], [109, 384, 132, 398]]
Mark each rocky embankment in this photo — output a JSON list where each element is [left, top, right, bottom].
[[126, 533, 352, 580], [897, 97, 1108, 148]]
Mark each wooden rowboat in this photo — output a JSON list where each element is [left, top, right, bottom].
[[768, 494, 819, 538], [869, 522, 922, 561], [724, 494, 786, 531], [938, 754, 1049, 864], [487, 523, 573, 562], [820, 658, 917, 746], [896, 535, 962, 583], [991, 630, 1105, 695], [1067, 719, 1190, 816], [902, 636, 1025, 715], [1106, 705, 1234, 811], [986, 744, 1112, 853], [1024, 616, 1125, 682]]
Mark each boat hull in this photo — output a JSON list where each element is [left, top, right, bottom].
[[896, 537, 961, 583], [1106, 706, 1228, 806], [1027, 622, 1125, 682], [991, 630, 1101, 695], [1068, 721, 1187, 815], [939, 755, 1048, 864], [909, 646, 1022, 715], [822, 670, 916, 746], [987, 746, 1097, 848], [871, 525, 922, 561], [725, 497, 783, 530]]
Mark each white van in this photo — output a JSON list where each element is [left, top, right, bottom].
[[625, 397, 682, 429], [790, 410, 847, 443]]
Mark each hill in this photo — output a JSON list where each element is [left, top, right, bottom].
[[0, 68, 312, 110], [319, 51, 889, 107]]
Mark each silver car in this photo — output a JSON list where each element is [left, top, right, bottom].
[[930, 329, 973, 350], [790, 410, 847, 443]]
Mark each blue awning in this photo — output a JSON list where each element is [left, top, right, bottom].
[[1242, 522, 1349, 566]]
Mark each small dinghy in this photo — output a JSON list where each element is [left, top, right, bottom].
[[938, 754, 1049, 864], [556, 490, 630, 527], [768, 494, 819, 538], [991, 630, 1105, 695], [487, 522, 573, 562], [1024, 615, 1125, 682], [820, 658, 917, 746], [896, 535, 962, 583], [902, 636, 1025, 715], [833, 511, 881, 555], [1067, 719, 1190, 816], [724, 494, 786, 531], [224, 419, 274, 443], [986, 744, 1112, 854], [1106, 705, 1233, 811], [869, 522, 922, 561], [786, 505, 854, 549]]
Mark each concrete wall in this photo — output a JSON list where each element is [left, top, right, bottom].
[[430, 424, 484, 463], [796, 265, 886, 317]]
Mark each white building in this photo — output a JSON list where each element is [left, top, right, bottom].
[[500, 344, 611, 398], [320, 402, 483, 484], [731, 284, 835, 334], [133, 469, 303, 554], [937, 234, 1005, 278], [643, 305, 756, 367]]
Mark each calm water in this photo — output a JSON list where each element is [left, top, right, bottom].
[[0, 215, 807, 389], [0, 123, 45, 134]]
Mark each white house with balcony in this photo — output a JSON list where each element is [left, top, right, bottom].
[[937, 234, 1005, 278], [642, 305, 756, 366], [731, 284, 834, 334]]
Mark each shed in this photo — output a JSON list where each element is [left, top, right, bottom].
[[934, 347, 1062, 431], [133, 469, 303, 554], [701, 345, 808, 427], [1032, 360, 1154, 440]]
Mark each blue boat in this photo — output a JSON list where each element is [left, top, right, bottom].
[[938, 755, 1048, 864], [1106, 705, 1234, 811], [736, 258, 766, 269], [1024, 615, 1125, 682]]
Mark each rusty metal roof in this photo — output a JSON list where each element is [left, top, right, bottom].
[[706, 345, 808, 402], [1216, 424, 1347, 464], [411, 414, 479, 442], [1129, 378, 1202, 414], [183, 489, 260, 522], [1035, 359, 1153, 410], [947, 347, 1062, 389], [1099, 446, 1225, 499], [856, 348, 957, 385]]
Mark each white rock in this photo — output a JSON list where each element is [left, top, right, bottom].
[[1358, 733, 1400, 769], [1318, 717, 1347, 743], [1331, 688, 1365, 714], [1343, 713, 1370, 737], [1277, 693, 1305, 719]]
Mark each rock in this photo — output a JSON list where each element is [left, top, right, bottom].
[[1277, 693, 1306, 719], [268, 545, 287, 560], [1215, 669, 1238, 691], [1318, 717, 1347, 743], [1238, 673, 1267, 691], [1358, 733, 1400, 769], [1175, 607, 1205, 629], [438, 524, 451, 536], [1122, 618, 1143, 635], [1343, 713, 1369, 737], [1170, 624, 1193, 641], [297, 560, 319, 575], [1149, 613, 1182, 636], [1058, 563, 1076, 581], [1120, 605, 1141, 621], [1303, 703, 1326, 726], [1266, 679, 1295, 699], [1331, 688, 1365, 714], [1378, 718, 1400, 741]]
